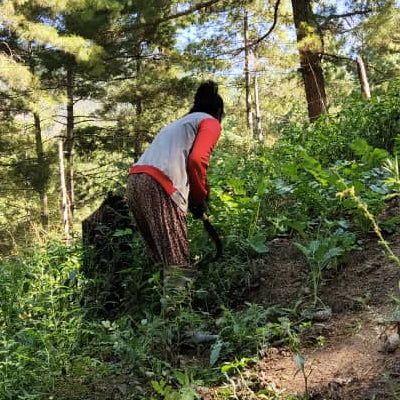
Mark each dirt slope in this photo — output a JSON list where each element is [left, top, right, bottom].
[[54, 234, 400, 400], [251, 235, 400, 400]]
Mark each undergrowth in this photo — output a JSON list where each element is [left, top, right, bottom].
[[3, 82, 400, 399], [0, 241, 304, 399]]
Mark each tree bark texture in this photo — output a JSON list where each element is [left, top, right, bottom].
[[134, 49, 144, 159], [356, 55, 371, 99], [243, 8, 254, 133], [291, 0, 327, 122], [58, 140, 70, 245], [65, 67, 74, 224], [33, 112, 49, 228], [253, 74, 263, 142]]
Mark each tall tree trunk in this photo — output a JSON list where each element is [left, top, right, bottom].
[[134, 96, 143, 158], [58, 140, 70, 245], [27, 44, 49, 227], [291, 0, 327, 122], [356, 55, 371, 99], [65, 67, 74, 225], [253, 73, 263, 142], [33, 112, 49, 228], [134, 49, 143, 159], [243, 8, 254, 133]]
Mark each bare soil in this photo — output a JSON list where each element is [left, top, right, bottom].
[[245, 234, 400, 400]]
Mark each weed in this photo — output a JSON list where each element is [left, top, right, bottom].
[[295, 230, 356, 306], [337, 185, 400, 269], [152, 372, 201, 400], [294, 353, 312, 400]]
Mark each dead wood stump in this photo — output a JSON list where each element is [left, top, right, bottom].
[[81, 192, 135, 317]]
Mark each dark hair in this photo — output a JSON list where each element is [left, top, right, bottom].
[[189, 80, 224, 122]]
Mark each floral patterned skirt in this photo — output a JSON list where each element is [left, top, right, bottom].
[[126, 173, 189, 267]]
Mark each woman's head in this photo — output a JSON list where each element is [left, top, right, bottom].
[[190, 80, 224, 122]]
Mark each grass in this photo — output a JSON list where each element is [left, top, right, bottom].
[[0, 237, 308, 400]]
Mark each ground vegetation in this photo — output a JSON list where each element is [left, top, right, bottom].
[[1, 1, 400, 399]]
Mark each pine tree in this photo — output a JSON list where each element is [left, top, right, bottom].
[[0, 0, 108, 236], [291, 0, 327, 122]]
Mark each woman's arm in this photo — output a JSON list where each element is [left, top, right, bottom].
[[188, 118, 221, 207]]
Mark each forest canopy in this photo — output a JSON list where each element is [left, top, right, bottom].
[[0, 0, 398, 241]]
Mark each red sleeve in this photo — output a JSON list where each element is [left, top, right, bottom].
[[188, 118, 221, 206]]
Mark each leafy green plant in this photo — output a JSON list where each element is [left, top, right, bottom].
[[294, 353, 312, 400], [0, 243, 86, 397], [383, 155, 400, 195], [338, 185, 400, 269], [152, 373, 200, 400], [213, 304, 298, 363], [295, 229, 356, 306], [351, 139, 390, 169], [280, 80, 400, 164]]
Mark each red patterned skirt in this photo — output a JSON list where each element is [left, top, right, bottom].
[[126, 173, 189, 267]]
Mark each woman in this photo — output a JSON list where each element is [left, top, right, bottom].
[[126, 81, 224, 278]]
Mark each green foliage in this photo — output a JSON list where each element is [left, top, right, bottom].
[[351, 139, 390, 169], [3, 2, 400, 399], [198, 137, 389, 257], [152, 373, 200, 400], [81, 216, 155, 319], [295, 229, 356, 305], [0, 243, 83, 397], [281, 80, 400, 164], [213, 304, 298, 362], [11, 153, 54, 193], [0, 238, 308, 399]]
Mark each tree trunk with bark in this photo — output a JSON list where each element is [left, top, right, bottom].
[[33, 112, 49, 228], [133, 47, 144, 159], [291, 0, 327, 122], [58, 140, 70, 245], [243, 8, 254, 133], [253, 73, 263, 142], [65, 67, 74, 225], [356, 55, 371, 99]]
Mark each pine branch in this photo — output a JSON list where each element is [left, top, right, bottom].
[[74, 119, 102, 125], [221, 0, 281, 57], [251, 0, 282, 48], [0, 108, 24, 112], [318, 8, 373, 28], [123, 0, 224, 31], [321, 52, 355, 63], [0, 188, 36, 191], [156, 0, 223, 24], [321, 52, 387, 75]]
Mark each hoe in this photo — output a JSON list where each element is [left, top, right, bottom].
[[201, 213, 222, 260]]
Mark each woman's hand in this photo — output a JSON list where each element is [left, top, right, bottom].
[[189, 202, 207, 219]]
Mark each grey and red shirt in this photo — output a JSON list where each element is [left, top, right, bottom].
[[129, 112, 221, 212]]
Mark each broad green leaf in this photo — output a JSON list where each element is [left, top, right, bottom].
[[181, 387, 199, 400], [248, 235, 269, 254], [370, 184, 388, 194], [294, 353, 305, 370], [210, 339, 223, 367], [322, 247, 343, 265], [221, 363, 235, 374]]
